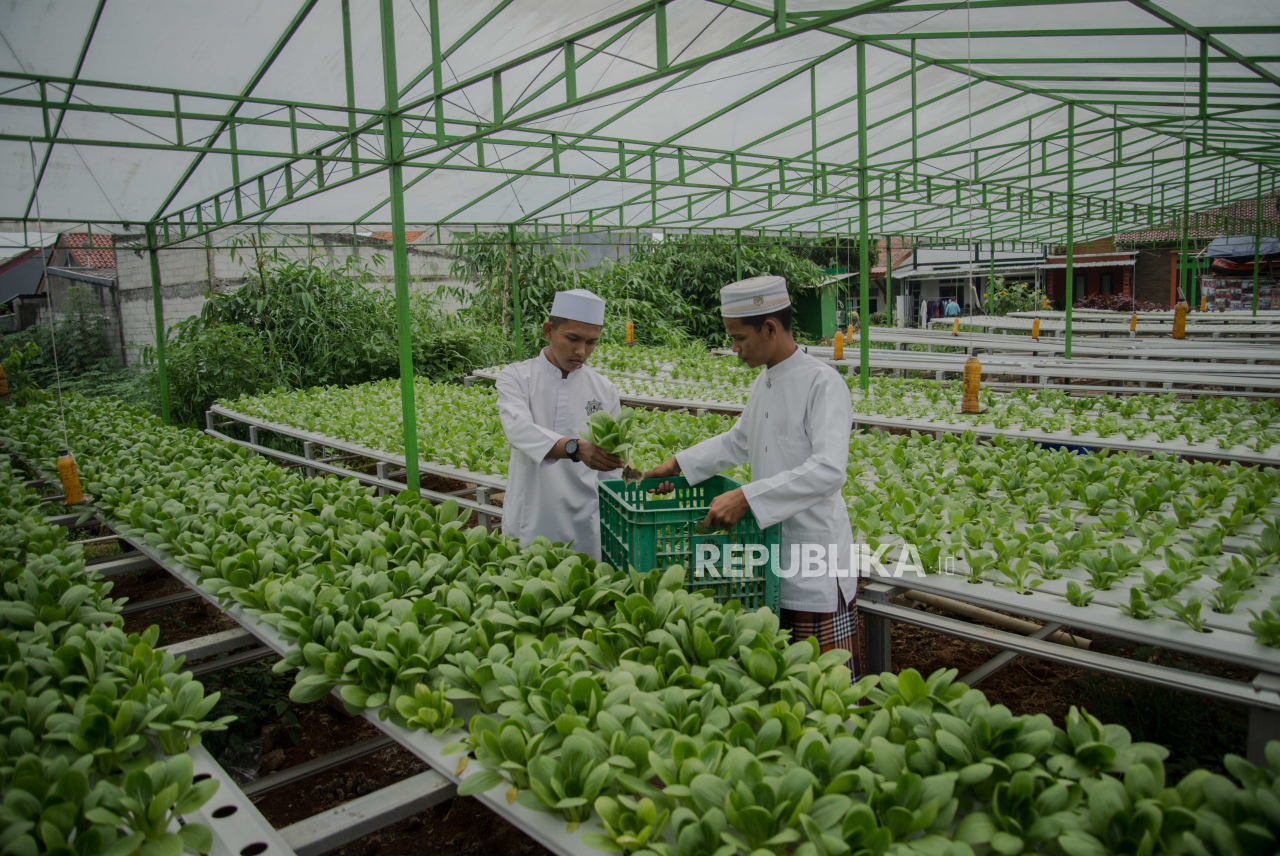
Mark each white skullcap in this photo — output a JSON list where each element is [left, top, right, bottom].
[[550, 288, 606, 326], [720, 275, 790, 318]]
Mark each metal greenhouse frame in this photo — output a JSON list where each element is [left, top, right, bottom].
[[4, 0, 1280, 489]]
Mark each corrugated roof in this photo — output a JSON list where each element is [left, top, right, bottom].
[[60, 233, 116, 269], [1115, 195, 1280, 243], [367, 231, 427, 245]]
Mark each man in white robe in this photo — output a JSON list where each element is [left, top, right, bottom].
[[496, 288, 623, 560], [644, 276, 859, 669]]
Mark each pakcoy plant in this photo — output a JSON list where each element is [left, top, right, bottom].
[[0, 456, 227, 856], [7, 391, 1280, 856]]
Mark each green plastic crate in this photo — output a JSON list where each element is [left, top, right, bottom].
[[599, 475, 780, 613]]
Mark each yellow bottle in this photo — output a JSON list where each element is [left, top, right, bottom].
[[1043, 296, 1049, 310], [961, 357, 982, 413], [847, 323, 854, 342], [626, 319, 634, 345], [1129, 313, 1137, 333], [1031, 318, 1040, 341], [1172, 302, 1188, 339], [1200, 294, 1206, 312], [833, 330, 844, 361], [57, 448, 83, 506], [951, 317, 960, 336]]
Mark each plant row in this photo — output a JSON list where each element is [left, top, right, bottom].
[[0, 454, 230, 856], [3, 392, 1279, 855], [222, 377, 737, 478], [838, 430, 1280, 644], [224, 367, 1280, 643], [592, 346, 1280, 455]]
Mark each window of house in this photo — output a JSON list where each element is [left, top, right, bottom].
[[1100, 274, 1113, 295], [1074, 273, 1085, 293]]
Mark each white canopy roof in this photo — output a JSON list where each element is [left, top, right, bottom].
[[0, 0, 1277, 246]]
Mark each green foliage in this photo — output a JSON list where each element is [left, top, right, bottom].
[[449, 232, 831, 347], [581, 408, 640, 458], [144, 321, 278, 426], [0, 286, 142, 403], [985, 276, 1041, 317], [0, 455, 228, 856], [196, 658, 299, 760], [1, 285, 116, 381]]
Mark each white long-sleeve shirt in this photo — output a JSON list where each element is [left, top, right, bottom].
[[676, 348, 856, 612], [495, 350, 621, 560]]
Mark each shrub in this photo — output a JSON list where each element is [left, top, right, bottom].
[[145, 320, 279, 426], [449, 232, 836, 347], [986, 276, 1040, 316], [0, 284, 116, 384]]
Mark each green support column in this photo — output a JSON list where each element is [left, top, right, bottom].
[[509, 223, 524, 357], [1064, 104, 1075, 359], [379, 0, 420, 493], [884, 233, 893, 327], [145, 223, 170, 425], [1253, 165, 1262, 317], [1181, 142, 1191, 309], [856, 41, 870, 392]]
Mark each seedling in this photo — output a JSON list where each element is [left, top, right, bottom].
[[1118, 587, 1158, 620], [1065, 581, 1095, 607]]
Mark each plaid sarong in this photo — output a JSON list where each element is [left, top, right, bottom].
[[780, 595, 859, 681]]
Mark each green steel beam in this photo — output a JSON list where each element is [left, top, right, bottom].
[[21, 0, 105, 222], [379, 0, 421, 495], [1064, 104, 1074, 359], [1127, 0, 1280, 89], [151, 0, 321, 222], [857, 41, 870, 392], [342, 0, 358, 177]]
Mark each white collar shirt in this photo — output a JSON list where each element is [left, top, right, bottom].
[[495, 349, 621, 560], [675, 348, 856, 612]]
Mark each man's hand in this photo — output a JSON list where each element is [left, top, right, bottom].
[[642, 457, 681, 494], [703, 487, 750, 531], [577, 440, 625, 472]]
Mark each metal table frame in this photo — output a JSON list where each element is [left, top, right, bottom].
[[206, 405, 505, 526], [859, 582, 1280, 764]]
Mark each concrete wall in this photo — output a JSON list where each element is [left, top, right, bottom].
[[113, 230, 470, 365]]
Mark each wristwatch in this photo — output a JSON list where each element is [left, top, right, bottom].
[[564, 438, 580, 462]]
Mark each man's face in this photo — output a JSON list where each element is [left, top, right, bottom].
[[543, 319, 602, 371], [724, 316, 776, 369]]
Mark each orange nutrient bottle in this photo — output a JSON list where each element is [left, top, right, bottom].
[[57, 448, 83, 506], [961, 357, 982, 413], [833, 330, 844, 360], [1172, 302, 1188, 339], [626, 319, 634, 344]]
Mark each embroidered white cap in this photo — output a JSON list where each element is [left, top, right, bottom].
[[550, 288, 606, 326], [720, 275, 790, 318]]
